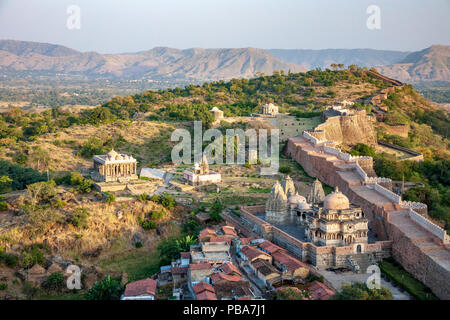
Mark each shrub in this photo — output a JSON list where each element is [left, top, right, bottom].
[[45, 272, 65, 291], [279, 166, 292, 175], [104, 192, 116, 204], [138, 193, 149, 202], [160, 194, 176, 210], [22, 282, 39, 299], [85, 275, 122, 300], [135, 242, 143, 248], [0, 282, 7, 290], [0, 201, 7, 211], [151, 209, 166, 221], [0, 250, 19, 268], [21, 245, 46, 269], [69, 208, 91, 229], [138, 217, 157, 230]]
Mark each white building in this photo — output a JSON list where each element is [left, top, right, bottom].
[[183, 155, 222, 185]]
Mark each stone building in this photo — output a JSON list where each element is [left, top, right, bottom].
[[183, 155, 222, 185], [210, 107, 224, 122], [264, 178, 369, 248], [304, 187, 368, 247], [307, 179, 325, 204], [91, 149, 138, 183], [265, 176, 312, 224], [261, 103, 279, 115]]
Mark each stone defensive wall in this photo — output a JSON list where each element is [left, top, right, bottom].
[[378, 140, 424, 162], [239, 205, 392, 270], [285, 133, 450, 299], [308, 109, 377, 146], [378, 123, 409, 138]]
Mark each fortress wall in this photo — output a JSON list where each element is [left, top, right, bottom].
[[355, 162, 368, 181], [407, 209, 449, 244], [378, 123, 409, 138], [368, 184, 401, 204], [386, 221, 450, 299], [287, 136, 450, 299], [378, 140, 424, 162], [310, 110, 377, 146]]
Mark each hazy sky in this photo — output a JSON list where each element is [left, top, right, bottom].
[[0, 0, 449, 53]]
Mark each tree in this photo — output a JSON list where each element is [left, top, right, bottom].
[[209, 198, 224, 223], [275, 287, 306, 300], [26, 180, 57, 206], [176, 235, 197, 252], [30, 146, 50, 171], [85, 275, 122, 300], [333, 282, 393, 300], [0, 176, 12, 194], [157, 237, 182, 266], [349, 143, 376, 157]]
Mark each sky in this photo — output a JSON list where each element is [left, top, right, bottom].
[[0, 0, 449, 53]]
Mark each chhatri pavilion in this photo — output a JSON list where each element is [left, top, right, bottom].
[[91, 149, 138, 183]]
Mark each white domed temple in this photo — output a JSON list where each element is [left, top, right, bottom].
[[91, 149, 138, 183]]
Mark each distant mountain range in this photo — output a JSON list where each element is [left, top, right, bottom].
[[0, 40, 448, 83]]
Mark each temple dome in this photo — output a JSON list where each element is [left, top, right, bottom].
[[289, 192, 307, 205], [298, 202, 311, 209], [323, 187, 350, 210], [107, 149, 118, 159]]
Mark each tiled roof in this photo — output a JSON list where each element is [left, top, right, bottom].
[[258, 241, 283, 254], [196, 290, 217, 300], [171, 266, 188, 275], [239, 238, 253, 245], [199, 228, 216, 237], [221, 262, 241, 276], [251, 259, 280, 276], [241, 246, 270, 261], [221, 226, 237, 236], [193, 281, 215, 294], [272, 251, 307, 272], [189, 263, 212, 271], [211, 272, 242, 283], [209, 236, 232, 244], [307, 281, 335, 300], [123, 278, 157, 297]]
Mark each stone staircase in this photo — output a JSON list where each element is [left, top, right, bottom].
[[347, 253, 376, 273]]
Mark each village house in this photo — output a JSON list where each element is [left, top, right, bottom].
[[271, 251, 310, 279], [219, 262, 242, 276], [188, 263, 213, 287], [193, 281, 217, 300], [213, 279, 254, 300], [198, 228, 216, 242], [190, 239, 231, 265], [211, 272, 242, 285], [250, 258, 281, 287], [239, 246, 272, 264], [306, 281, 335, 300], [171, 266, 188, 287], [121, 278, 157, 300]]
